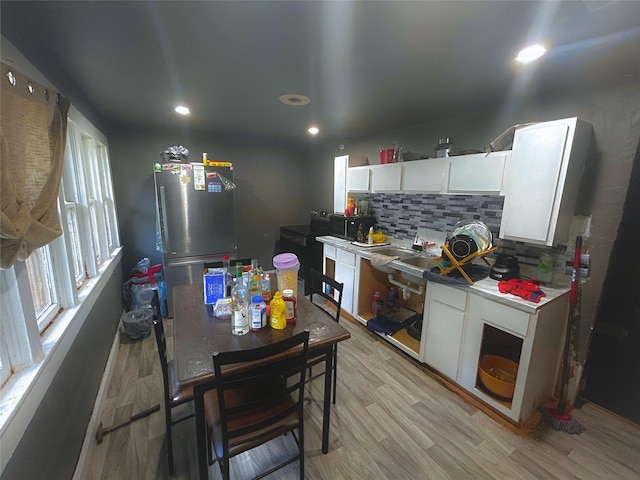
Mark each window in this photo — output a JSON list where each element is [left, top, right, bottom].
[[61, 122, 88, 287], [25, 246, 59, 332], [0, 115, 120, 391]]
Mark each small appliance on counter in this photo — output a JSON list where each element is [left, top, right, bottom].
[[329, 214, 376, 241], [490, 254, 520, 281]]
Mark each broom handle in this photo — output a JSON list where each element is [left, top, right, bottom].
[[557, 236, 582, 414]]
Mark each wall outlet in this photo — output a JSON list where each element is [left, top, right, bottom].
[[565, 252, 590, 277]]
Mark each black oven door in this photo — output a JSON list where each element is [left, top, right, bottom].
[[278, 226, 322, 296]]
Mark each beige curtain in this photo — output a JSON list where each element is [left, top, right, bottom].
[[0, 63, 70, 269]]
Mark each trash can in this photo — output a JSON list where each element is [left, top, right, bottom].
[[122, 307, 152, 340]]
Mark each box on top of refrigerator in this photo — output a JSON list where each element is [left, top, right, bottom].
[[203, 268, 226, 304]]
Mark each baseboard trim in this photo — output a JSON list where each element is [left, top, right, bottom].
[[72, 325, 122, 480]]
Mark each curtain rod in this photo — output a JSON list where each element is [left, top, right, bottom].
[[1, 62, 67, 106]]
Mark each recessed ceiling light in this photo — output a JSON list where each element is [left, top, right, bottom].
[[279, 94, 311, 106], [175, 105, 191, 115], [308, 126, 319, 135], [515, 44, 547, 64]]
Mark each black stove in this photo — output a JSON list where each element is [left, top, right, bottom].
[[278, 211, 331, 295]]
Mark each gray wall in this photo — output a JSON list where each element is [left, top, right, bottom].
[[109, 79, 640, 363], [307, 79, 640, 364], [2, 261, 123, 480], [108, 127, 311, 275]]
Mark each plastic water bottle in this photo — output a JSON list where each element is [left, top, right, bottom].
[[250, 295, 267, 331]]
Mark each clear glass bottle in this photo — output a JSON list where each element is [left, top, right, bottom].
[[231, 263, 249, 335], [261, 273, 271, 304], [222, 254, 232, 297], [248, 259, 262, 299]]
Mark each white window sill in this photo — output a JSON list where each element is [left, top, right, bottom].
[[0, 247, 122, 471]]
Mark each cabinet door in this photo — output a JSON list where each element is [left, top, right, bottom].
[[335, 261, 354, 314], [423, 301, 465, 380], [422, 283, 467, 380], [334, 155, 348, 214], [370, 164, 402, 192], [347, 166, 370, 192], [499, 122, 569, 244], [401, 159, 445, 192], [447, 152, 507, 194], [335, 248, 356, 314]]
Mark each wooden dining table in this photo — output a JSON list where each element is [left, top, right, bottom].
[[172, 282, 351, 479]]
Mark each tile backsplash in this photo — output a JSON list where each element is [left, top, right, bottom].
[[363, 193, 567, 268]]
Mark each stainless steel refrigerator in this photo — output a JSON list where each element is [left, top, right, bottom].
[[154, 162, 237, 316]]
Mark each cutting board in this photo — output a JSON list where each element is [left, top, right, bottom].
[[351, 241, 390, 247]]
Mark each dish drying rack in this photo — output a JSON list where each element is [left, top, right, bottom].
[[434, 243, 499, 285]]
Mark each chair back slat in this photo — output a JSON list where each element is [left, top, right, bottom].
[[309, 269, 343, 323], [212, 330, 310, 453]]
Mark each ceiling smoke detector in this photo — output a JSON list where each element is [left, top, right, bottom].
[[279, 94, 311, 106]]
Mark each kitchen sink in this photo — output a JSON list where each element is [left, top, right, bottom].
[[398, 255, 435, 285], [369, 247, 416, 274]]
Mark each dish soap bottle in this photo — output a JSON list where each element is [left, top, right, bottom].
[[367, 226, 375, 245]]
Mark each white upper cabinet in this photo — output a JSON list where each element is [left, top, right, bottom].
[[370, 163, 403, 192], [499, 118, 591, 246], [334, 155, 368, 213], [347, 165, 371, 192], [401, 158, 446, 193], [447, 152, 509, 195]]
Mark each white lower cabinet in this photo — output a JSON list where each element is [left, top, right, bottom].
[[324, 244, 355, 315], [421, 283, 467, 381], [457, 292, 569, 423], [417, 281, 569, 425], [320, 238, 569, 426], [329, 247, 357, 315]]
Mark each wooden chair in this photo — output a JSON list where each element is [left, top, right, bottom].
[[307, 269, 343, 404], [150, 289, 194, 475], [197, 330, 310, 480]]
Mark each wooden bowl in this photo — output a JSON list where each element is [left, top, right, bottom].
[[478, 355, 518, 399]]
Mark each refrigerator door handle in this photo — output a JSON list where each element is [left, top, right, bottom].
[[159, 185, 171, 251]]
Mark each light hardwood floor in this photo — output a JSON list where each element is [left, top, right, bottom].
[[84, 314, 640, 480]]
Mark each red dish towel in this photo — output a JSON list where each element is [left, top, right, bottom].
[[498, 278, 546, 303]]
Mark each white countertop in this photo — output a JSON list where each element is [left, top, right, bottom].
[[317, 235, 570, 313]]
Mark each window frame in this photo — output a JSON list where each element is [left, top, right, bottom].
[[0, 104, 121, 471]]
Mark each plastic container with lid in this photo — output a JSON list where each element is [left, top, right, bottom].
[[273, 253, 300, 299]]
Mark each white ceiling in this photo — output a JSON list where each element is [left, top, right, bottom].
[[2, 1, 639, 144]]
